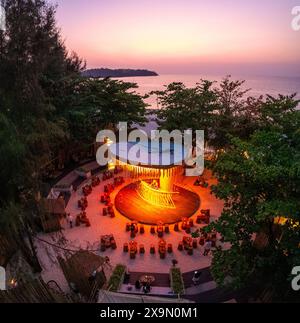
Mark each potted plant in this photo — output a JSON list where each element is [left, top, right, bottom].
[[170, 267, 185, 296], [107, 264, 127, 292]]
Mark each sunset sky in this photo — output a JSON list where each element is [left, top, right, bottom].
[[51, 0, 300, 76]]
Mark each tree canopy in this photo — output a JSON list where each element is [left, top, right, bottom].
[[207, 96, 300, 298], [0, 0, 146, 271], [153, 77, 263, 149], [153, 76, 300, 299]]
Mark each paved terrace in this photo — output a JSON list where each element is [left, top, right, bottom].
[[36, 163, 225, 297]]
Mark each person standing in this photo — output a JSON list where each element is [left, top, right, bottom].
[[192, 271, 202, 285], [67, 214, 74, 228], [203, 239, 212, 256]]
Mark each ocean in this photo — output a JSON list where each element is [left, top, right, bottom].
[[118, 74, 300, 110]]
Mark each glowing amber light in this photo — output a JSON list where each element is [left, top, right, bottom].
[[244, 151, 250, 159], [137, 181, 178, 209], [108, 160, 115, 171], [274, 217, 299, 228], [10, 279, 18, 288], [113, 159, 183, 209]]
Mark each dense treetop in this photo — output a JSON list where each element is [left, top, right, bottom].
[[82, 68, 158, 78]]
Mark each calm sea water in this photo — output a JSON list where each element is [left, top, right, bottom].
[[118, 74, 300, 109]]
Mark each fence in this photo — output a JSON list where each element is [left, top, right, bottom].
[[0, 277, 72, 303]]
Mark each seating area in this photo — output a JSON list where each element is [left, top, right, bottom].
[[82, 184, 93, 197], [78, 197, 88, 211], [114, 176, 125, 187], [119, 216, 220, 260], [102, 206, 115, 218], [123, 239, 174, 259], [41, 165, 224, 277], [197, 209, 211, 225], [158, 240, 166, 259], [67, 169, 124, 233], [75, 212, 91, 227], [100, 235, 117, 252], [100, 175, 125, 218], [83, 189, 217, 259], [126, 222, 139, 238], [102, 170, 114, 181], [124, 221, 174, 239], [74, 176, 216, 260], [91, 176, 101, 187], [128, 241, 138, 259]]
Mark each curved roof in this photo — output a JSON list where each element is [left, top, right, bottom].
[[110, 141, 188, 168]]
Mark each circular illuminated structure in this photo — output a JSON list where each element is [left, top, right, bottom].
[[110, 141, 201, 224]]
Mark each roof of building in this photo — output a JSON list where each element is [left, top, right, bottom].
[[41, 198, 65, 215], [110, 141, 189, 168]]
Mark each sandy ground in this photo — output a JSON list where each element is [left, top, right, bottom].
[[36, 168, 224, 293]]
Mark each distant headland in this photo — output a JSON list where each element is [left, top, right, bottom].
[[82, 68, 159, 78]]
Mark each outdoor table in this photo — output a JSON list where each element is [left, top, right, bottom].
[[158, 239, 167, 256], [183, 236, 193, 249], [181, 217, 188, 230], [101, 235, 115, 250], [92, 176, 100, 187], [158, 239, 166, 248], [129, 241, 138, 254]]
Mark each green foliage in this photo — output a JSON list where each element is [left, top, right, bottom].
[[152, 76, 266, 149], [207, 96, 300, 294], [0, 0, 83, 197], [211, 245, 256, 290], [0, 1, 147, 272], [0, 113, 25, 201], [0, 0, 147, 206], [170, 267, 184, 295], [0, 203, 24, 238], [108, 264, 126, 292], [153, 80, 216, 134], [58, 77, 147, 144]]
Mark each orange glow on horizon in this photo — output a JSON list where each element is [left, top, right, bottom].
[[52, 0, 300, 75]]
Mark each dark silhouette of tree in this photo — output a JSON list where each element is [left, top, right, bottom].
[[0, 0, 146, 273], [207, 95, 300, 299]]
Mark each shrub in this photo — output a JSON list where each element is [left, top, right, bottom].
[[108, 264, 126, 292], [170, 267, 184, 295]]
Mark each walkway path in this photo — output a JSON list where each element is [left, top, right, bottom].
[[120, 267, 236, 303]]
